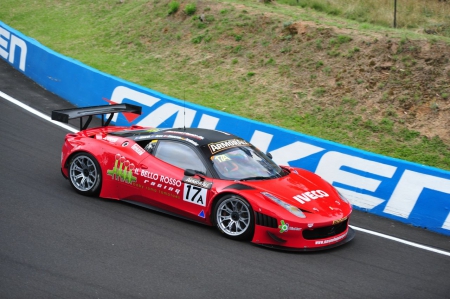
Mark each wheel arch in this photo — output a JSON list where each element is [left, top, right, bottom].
[[64, 149, 94, 168], [64, 149, 105, 175], [209, 191, 258, 226]]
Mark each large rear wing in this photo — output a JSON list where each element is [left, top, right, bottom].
[[51, 104, 142, 131]]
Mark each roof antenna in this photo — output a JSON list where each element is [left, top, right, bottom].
[[183, 89, 186, 131]]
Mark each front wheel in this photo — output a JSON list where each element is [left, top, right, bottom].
[[213, 195, 254, 241], [68, 152, 102, 196]]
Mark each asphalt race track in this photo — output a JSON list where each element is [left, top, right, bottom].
[[1, 58, 450, 298]]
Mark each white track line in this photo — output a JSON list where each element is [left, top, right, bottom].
[[350, 226, 450, 257], [0, 90, 78, 133], [2, 90, 450, 257]]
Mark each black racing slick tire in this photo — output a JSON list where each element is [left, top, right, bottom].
[[213, 195, 254, 241], [68, 152, 102, 197]]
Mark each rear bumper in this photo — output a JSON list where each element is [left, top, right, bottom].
[[61, 168, 68, 179]]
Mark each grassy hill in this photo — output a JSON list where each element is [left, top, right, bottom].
[[2, 0, 450, 169]]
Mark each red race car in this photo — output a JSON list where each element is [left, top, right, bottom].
[[52, 104, 354, 251]]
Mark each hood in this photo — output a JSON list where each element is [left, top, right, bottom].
[[243, 168, 349, 218]]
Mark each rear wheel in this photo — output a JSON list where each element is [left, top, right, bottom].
[[68, 152, 102, 196], [213, 195, 254, 241]]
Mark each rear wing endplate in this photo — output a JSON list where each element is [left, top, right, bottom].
[[51, 104, 142, 131]]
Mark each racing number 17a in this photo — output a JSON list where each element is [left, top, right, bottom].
[[183, 184, 207, 207]]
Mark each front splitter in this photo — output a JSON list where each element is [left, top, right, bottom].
[[255, 227, 355, 252]]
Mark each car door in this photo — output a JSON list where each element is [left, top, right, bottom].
[[103, 139, 149, 200], [136, 139, 214, 221]]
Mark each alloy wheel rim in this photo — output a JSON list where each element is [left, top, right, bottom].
[[216, 197, 250, 236], [70, 156, 97, 191]]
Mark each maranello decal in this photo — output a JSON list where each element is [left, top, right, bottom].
[[107, 154, 137, 184]]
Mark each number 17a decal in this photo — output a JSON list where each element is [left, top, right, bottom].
[[183, 184, 208, 207]]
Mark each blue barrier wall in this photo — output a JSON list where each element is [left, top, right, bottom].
[[2, 21, 450, 235]]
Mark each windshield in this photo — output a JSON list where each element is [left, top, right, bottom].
[[211, 146, 283, 180]]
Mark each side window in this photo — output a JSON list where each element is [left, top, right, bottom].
[[154, 141, 207, 173], [144, 140, 158, 154]]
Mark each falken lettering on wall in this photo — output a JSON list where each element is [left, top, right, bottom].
[[109, 86, 219, 129], [315, 151, 450, 229], [0, 27, 27, 71], [105, 85, 450, 232], [316, 151, 397, 210], [383, 170, 450, 218], [249, 130, 325, 166]]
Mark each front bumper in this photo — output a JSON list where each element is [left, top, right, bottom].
[[254, 227, 355, 251]]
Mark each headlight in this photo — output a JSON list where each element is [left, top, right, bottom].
[[261, 192, 306, 218], [338, 190, 351, 206]]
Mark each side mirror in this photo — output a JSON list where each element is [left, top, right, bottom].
[[184, 169, 207, 180], [266, 152, 273, 159], [184, 169, 196, 176]]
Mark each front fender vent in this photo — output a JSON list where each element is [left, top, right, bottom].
[[255, 212, 277, 228]]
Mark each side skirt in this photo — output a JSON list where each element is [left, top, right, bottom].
[[120, 199, 211, 226]]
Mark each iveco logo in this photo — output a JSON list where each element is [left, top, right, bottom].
[[293, 190, 329, 204]]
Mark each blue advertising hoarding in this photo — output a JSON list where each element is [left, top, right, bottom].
[[2, 21, 449, 235]]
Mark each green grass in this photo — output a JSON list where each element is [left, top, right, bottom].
[[277, 0, 450, 36], [168, 1, 180, 15], [1, 0, 449, 170]]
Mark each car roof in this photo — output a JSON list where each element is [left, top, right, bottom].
[[112, 127, 245, 148]]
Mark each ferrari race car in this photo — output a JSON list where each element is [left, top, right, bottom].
[[52, 104, 354, 250]]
